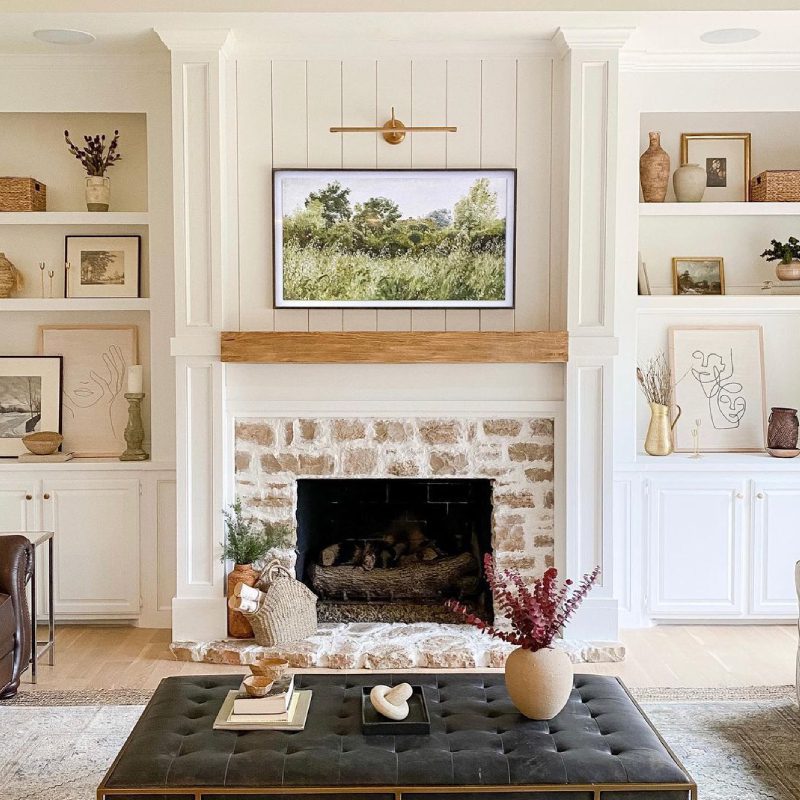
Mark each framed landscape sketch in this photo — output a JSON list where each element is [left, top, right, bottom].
[[669, 326, 765, 452], [672, 257, 725, 295], [65, 235, 141, 298], [273, 169, 516, 308], [0, 357, 62, 457], [680, 133, 751, 202], [39, 325, 138, 457]]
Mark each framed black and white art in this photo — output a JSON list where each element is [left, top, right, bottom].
[[0, 356, 62, 457], [65, 235, 141, 298]]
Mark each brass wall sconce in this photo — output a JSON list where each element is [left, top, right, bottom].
[[330, 107, 457, 146]]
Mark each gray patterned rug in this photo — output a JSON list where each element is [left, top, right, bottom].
[[0, 687, 798, 799]]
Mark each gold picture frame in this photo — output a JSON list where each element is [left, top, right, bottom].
[[672, 257, 725, 296], [679, 132, 751, 201]]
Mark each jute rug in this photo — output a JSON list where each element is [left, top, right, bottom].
[[0, 686, 797, 800]]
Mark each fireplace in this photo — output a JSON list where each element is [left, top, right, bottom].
[[295, 478, 493, 623]]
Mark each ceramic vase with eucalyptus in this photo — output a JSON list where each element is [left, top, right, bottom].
[[644, 402, 681, 456], [227, 564, 260, 638], [504, 647, 574, 720], [640, 132, 670, 203]]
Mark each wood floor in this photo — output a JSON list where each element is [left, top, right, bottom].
[[23, 623, 797, 692]]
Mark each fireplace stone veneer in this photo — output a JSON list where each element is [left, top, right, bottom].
[[233, 416, 556, 602]]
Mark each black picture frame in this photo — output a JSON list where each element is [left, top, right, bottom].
[[64, 235, 142, 299]]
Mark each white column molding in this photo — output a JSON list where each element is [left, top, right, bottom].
[[157, 29, 235, 641], [556, 28, 632, 641]]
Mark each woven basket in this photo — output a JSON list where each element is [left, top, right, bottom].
[[240, 560, 317, 647], [0, 177, 47, 211], [750, 170, 800, 202]]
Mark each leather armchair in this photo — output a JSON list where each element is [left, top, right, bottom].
[[0, 535, 33, 698]]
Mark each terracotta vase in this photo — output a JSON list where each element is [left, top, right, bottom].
[[673, 163, 706, 202], [504, 647, 573, 720], [644, 402, 681, 456], [85, 175, 110, 212], [640, 132, 670, 203], [776, 260, 800, 281], [227, 563, 260, 638], [767, 407, 799, 450]]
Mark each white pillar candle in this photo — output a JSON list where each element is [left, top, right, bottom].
[[127, 365, 143, 394]]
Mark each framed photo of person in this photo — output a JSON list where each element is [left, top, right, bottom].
[[669, 325, 766, 452], [272, 169, 516, 308], [672, 257, 725, 295], [65, 235, 141, 298], [679, 133, 751, 202], [0, 356, 62, 457], [39, 324, 138, 457]]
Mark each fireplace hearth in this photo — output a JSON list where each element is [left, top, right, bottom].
[[296, 478, 493, 623]]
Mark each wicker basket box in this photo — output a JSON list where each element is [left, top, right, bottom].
[[750, 170, 800, 202], [0, 177, 47, 212]]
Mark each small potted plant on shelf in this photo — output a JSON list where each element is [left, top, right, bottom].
[[760, 236, 800, 282], [221, 498, 291, 638], [63, 129, 122, 212], [448, 555, 600, 720]]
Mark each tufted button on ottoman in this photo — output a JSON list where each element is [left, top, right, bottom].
[[98, 673, 696, 800]]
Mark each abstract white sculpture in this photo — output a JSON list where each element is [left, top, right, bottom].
[[369, 683, 413, 720]]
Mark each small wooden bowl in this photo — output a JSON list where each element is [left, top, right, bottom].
[[243, 675, 274, 697], [250, 657, 289, 681], [22, 431, 63, 455]]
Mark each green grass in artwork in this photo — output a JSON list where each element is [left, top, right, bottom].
[[283, 243, 505, 302]]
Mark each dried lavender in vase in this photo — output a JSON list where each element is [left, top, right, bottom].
[[64, 129, 122, 211]]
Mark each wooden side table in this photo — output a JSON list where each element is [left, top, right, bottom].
[[0, 530, 55, 683]]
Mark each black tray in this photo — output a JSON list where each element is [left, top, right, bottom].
[[361, 685, 431, 735]]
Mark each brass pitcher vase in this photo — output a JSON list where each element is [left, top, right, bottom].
[[644, 402, 681, 456]]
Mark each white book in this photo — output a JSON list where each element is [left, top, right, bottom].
[[213, 689, 312, 731], [232, 674, 295, 715]]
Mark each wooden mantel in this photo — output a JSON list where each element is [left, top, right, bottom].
[[220, 331, 568, 364]]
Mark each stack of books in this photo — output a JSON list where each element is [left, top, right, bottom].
[[213, 673, 312, 731]]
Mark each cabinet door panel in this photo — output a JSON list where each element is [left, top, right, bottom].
[[0, 480, 35, 532], [648, 479, 745, 617], [43, 479, 140, 616], [751, 482, 800, 616]]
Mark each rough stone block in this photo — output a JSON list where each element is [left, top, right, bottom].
[[234, 451, 251, 472], [525, 467, 554, 483], [419, 419, 461, 445], [236, 421, 276, 447], [483, 419, 523, 437], [283, 421, 294, 446], [534, 534, 554, 548], [530, 418, 554, 437], [362, 643, 416, 670], [494, 490, 536, 508], [508, 443, 554, 463], [332, 419, 366, 441], [374, 420, 409, 443], [260, 453, 299, 473], [298, 419, 318, 441], [342, 447, 379, 475], [298, 453, 335, 474], [429, 451, 468, 475], [544, 489, 554, 509], [386, 458, 420, 477]]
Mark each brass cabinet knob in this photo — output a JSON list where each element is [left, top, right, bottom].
[[43, 493, 51, 500]]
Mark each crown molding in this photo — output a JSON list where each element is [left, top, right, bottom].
[[552, 27, 634, 58], [155, 28, 235, 56], [622, 50, 800, 72]]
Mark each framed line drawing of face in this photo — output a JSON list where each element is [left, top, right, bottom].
[[39, 325, 138, 457], [669, 325, 766, 452], [680, 133, 751, 202], [65, 235, 141, 298]]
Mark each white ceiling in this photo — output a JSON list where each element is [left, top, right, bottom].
[[0, 6, 798, 56]]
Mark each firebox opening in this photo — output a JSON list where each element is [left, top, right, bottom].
[[296, 478, 494, 624]]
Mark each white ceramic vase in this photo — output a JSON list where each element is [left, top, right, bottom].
[[504, 646, 573, 720], [776, 260, 800, 281], [673, 164, 706, 202], [85, 175, 111, 212]]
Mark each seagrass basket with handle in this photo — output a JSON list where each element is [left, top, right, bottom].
[[244, 559, 317, 646]]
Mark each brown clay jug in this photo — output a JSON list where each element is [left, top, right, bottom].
[[227, 563, 260, 638], [640, 132, 670, 203]]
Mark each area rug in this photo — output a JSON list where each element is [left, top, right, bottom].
[[0, 687, 797, 800]]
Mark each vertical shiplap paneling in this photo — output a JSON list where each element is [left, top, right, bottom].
[[307, 60, 344, 331], [342, 61, 379, 331], [480, 58, 517, 332], [272, 60, 309, 331], [514, 57, 553, 330], [376, 310, 411, 331], [237, 58, 274, 331], [411, 59, 447, 331]]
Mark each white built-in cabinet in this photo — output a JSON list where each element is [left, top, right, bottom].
[[643, 474, 800, 621], [0, 479, 36, 531]]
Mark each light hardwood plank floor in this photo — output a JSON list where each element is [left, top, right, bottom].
[[22, 624, 797, 692]]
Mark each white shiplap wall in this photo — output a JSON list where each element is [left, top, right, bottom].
[[237, 56, 554, 333]]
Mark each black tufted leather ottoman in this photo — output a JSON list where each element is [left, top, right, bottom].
[[97, 673, 696, 800]]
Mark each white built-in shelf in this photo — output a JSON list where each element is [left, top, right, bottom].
[[620, 452, 800, 472], [0, 212, 149, 225], [0, 298, 151, 312], [640, 202, 800, 217], [636, 295, 800, 313], [0, 458, 174, 472]]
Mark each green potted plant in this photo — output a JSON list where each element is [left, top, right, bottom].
[[760, 237, 800, 281], [221, 498, 291, 638], [64, 129, 122, 212]]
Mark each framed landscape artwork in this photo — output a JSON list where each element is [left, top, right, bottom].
[[680, 133, 751, 202], [0, 356, 62, 457], [273, 169, 516, 308], [65, 235, 141, 298], [669, 325, 766, 452], [672, 257, 725, 295], [39, 325, 138, 457]]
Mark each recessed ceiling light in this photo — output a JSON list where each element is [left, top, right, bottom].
[[700, 28, 761, 45], [33, 29, 96, 46]]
